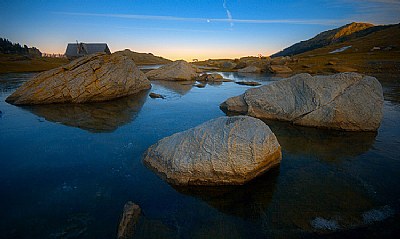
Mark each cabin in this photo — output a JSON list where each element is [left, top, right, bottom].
[[64, 42, 111, 60]]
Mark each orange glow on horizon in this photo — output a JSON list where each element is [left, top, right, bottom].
[[38, 44, 277, 61]]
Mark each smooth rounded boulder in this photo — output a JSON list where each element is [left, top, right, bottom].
[[6, 52, 151, 105], [145, 60, 199, 81], [220, 73, 384, 131], [143, 116, 282, 185]]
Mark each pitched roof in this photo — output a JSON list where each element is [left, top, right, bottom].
[[65, 43, 110, 57]]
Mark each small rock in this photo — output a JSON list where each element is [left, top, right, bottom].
[[329, 66, 357, 73], [197, 73, 229, 82], [238, 66, 262, 73], [370, 46, 381, 51], [235, 81, 261, 86], [326, 61, 336, 66], [195, 83, 206, 88], [149, 92, 165, 99], [117, 202, 141, 239], [221, 61, 237, 69], [0, 110, 2, 118], [268, 65, 293, 74]]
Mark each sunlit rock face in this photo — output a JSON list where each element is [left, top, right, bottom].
[[6, 52, 151, 105], [144, 116, 281, 185], [221, 73, 384, 131], [145, 60, 199, 81]]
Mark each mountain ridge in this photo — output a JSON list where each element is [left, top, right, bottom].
[[272, 22, 376, 57]]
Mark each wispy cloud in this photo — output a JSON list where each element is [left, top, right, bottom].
[[223, 0, 234, 28], [330, 0, 400, 24], [53, 11, 349, 26]]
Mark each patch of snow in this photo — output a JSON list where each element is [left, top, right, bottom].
[[329, 46, 352, 54], [310, 217, 340, 231], [362, 205, 395, 224]]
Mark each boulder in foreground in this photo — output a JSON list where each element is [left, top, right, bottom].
[[145, 60, 199, 81], [117, 201, 141, 239], [220, 73, 384, 131], [6, 52, 151, 105], [144, 116, 281, 185]]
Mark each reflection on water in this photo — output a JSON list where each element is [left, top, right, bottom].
[[0, 73, 36, 96], [0, 72, 399, 238], [176, 167, 279, 220], [24, 90, 149, 133], [219, 72, 281, 84], [151, 80, 194, 95], [264, 119, 377, 162]]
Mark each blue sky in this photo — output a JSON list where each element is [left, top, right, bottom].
[[0, 0, 399, 60]]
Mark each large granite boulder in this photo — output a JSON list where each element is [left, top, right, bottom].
[[143, 116, 281, 185], [238, 66, 262, 73], [6, 52, 151, 105], [145, 60, 199, 81], [220, 73, 384, 131]]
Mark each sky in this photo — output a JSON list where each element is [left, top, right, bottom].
[[0, 0, 399, 61]]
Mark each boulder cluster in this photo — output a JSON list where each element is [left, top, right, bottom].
[[6, 51, 384, 187]]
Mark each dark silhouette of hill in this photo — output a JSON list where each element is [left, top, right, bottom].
[[272, 22, 382, 57]]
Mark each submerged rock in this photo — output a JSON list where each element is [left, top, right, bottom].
[[117, 202, 141, 239], [145, 60, 199, 81], [144, 116, 281, 185], [195, 83, 206, 88], [221, 73, 384, 131], [235, 81, 261, 86], [6, 52, 151, 105]]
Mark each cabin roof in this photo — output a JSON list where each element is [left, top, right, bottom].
[[65, 43, 110, 57]]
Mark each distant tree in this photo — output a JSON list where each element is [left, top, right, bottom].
[[0, 37, 41, 57]]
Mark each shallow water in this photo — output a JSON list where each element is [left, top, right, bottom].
[[0, 72, 399, 238]]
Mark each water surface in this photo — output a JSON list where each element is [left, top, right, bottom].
[[0, 72, 399, 238]]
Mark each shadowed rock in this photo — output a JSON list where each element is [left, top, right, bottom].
[[24, 90, 148, 133], [221, 73, 384, 131], [6, 52, 151, 105], [144, 116, 281, 185], [174, 167, 279, 220], [117, 202, 141, 239], [235, 81, 261, 86]]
